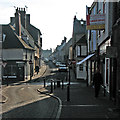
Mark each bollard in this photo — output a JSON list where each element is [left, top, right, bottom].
[[50, 79, 53, 93], [67, 84, 70, 101], [57, 80, 60, 87], [7, 75, 8, 86], [62, 79, 64, 89], [54, 80, 56, 89], [43, 77, 46, 88], [104, 85, 106, 97]]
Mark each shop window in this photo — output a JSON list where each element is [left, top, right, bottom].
[[79, 64, 83, 71], [4, 65, 17, 76]]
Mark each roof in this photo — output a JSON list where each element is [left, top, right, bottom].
[[76, 34, 87, 45], [27, 24, 42, 42], [73, 17, 86, 35], [2, 24, 34, 50]]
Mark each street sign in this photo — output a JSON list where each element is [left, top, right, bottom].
[[2, 62, 7, 67]]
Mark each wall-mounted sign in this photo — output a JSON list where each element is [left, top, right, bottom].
[[86, 13, 105, 30]]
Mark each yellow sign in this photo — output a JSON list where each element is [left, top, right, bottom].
[[87, 24, 105, 30]]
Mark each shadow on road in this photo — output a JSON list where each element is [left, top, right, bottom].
[[2, 96, 59, 119]]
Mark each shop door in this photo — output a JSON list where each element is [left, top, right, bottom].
[[18, 66, 24, 81]]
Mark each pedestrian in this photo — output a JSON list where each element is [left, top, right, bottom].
[[93, 68, 103, 98], [35, 66, 39, 74]]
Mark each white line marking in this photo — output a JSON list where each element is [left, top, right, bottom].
[[61, 104, 99, 107], [20, 88, 24, 90]]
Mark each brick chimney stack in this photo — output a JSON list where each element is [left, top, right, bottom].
[[19, 8, 26, 29], [26, 14, 30, 28], [15, 7, 21, 37]]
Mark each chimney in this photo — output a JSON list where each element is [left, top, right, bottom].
[[26, 14, 30, 28], [15, 8, 21, 37], [10, 17, 15, 24], [64, 36, 67, 43], [19, 8, 26, 29]]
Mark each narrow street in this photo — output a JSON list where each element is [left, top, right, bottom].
[[1, 61, 120, 119], [1, 61, 65, 119]]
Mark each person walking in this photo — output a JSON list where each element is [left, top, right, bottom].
[[93, 69, 103, 98], [35, 66, 39, 74]]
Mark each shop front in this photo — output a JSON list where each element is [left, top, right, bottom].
[[99, 38, 111, 94], [3, 61, 25, 81]]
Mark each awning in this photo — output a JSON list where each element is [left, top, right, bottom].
[[77, 54, 95, 65]]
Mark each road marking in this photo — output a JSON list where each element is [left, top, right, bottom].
[[20, 88, 24, 90], [54, 96, 62, 120], [61, 104, 99, 107]]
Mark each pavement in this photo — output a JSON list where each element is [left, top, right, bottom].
[[43, 69, 120, 119]]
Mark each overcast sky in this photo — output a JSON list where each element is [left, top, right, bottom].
[[0, 0, 94, 50]]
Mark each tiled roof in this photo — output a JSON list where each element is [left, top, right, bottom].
[[2, 24, 34, 50], [27, 24, 41, 42], [76, 34, 87, 44]]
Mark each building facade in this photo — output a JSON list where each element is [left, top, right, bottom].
[[87, 0, 120, 106], [2, 8, 42, 81], [72, 16, 87, 79]]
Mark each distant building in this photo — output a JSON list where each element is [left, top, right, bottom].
[[42, 49, 52, 59], [75, 34, 87, 80], [52, 37, 66, 62], [72, 16, 87, 80], [61, 38, 72, 64]]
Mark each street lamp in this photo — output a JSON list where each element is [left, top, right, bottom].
[[29, 59, 33, 81], [2, 60, 8, 86], [67, 62, 71, 101]]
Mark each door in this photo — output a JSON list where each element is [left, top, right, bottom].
[[18, 66, 24, 81], [105, 58, 110, 93]]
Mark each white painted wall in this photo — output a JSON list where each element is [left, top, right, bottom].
[[76, 62, 87, 80]]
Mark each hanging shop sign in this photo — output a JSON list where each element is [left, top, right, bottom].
[[86, 13, 105, 30]]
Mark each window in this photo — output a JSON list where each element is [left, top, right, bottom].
[[79, 64, 83, 71], [4, 65, 17, 76], [77, 45, 81, 56], [81, 46, 87, 56]]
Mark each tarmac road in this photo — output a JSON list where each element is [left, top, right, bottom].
[[1, 61, 62, 119], [1, 84, 59, 119]]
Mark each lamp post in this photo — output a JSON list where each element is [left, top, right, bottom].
[[29, 59, 33, 81], [2, 60, 8, 85], [67, 62, 71, 101]]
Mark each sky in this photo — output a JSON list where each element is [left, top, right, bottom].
[[0, 0, 94, 51]]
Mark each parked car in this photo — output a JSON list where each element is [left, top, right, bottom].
[[58, 64, 68, 72], [56, 62, 61, 67], [44, 58, 49, 62], [53, 60, 56, 64]]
